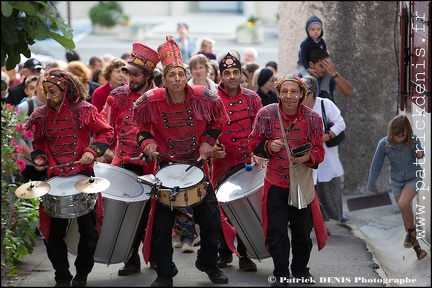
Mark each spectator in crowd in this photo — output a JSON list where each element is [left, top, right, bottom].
[[242, 47, 258, 66], [91, 58, 127, 113], [252, 67, 278, 106], [175, 22, 196, 63], [297, 15, 326, 78], [208, 59, 219, 84], [302, 75, 347, 234], [266, 61, 278, 78], [65, 61, 100, 102], [65, 49, 81, 63], [6, 58, 43, 107]]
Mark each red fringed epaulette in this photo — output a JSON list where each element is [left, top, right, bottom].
[[241, 87, 262, 117], [110, 85, 131, 110], [72, 101, 98, 127], [133, 88, 166, 125], [300, 105, 323, 141], [252, 103, 278, 137], [191, 86, 229, 123]]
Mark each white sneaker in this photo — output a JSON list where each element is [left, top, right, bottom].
[[182, 242, 194, 253], [172, 235, 181, 248]]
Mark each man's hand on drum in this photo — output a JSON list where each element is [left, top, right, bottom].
[[102, 148, 115, 163], [199, 142, 213, 160], [211, 143, 226, 159], [34, 156, 48, 171], [251, 154, 266, 171], [143, 142, 158, 162], [80, 151, 96, 165]]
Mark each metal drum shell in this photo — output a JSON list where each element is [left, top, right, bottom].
[[216, 166, 270, 260], [65, 162, 150, 264], [44, 174, 96, 219]]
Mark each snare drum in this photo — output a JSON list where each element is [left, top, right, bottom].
[[43, 174, 96, 219], [65, 163, 150, 264], [216, 165, 270, 260], [155, 164, 207, 208]]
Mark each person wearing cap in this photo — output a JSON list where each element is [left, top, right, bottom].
[[297, 15, 327, 78], [210, 52, 263, 272], [100, 42, 160, 276], [24, 70, 114, 287], [133, 35, 230, 287], [7, 58, 43, 107], [253, 67, 279, 107], [248, 74, 326, 286]]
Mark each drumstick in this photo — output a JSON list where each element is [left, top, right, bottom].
[[245, 162, 256, 172], [106, 96, 114, 125], [184, 156, 203, 172], [21, 154, 37, 165], [50, 160, 82, 169]]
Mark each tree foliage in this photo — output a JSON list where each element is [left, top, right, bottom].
[[1, 1, 75, 72]]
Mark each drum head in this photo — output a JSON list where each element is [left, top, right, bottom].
[[93, 162, 150, 202], [155, 164, 204, 189], [217, 167, 265, 202], [47, 174, 87, 196]]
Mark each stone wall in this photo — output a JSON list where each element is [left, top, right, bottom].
[[279, 2, 399, 195]]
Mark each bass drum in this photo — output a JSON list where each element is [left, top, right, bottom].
[[65, 162, 150, 265], [216, 165, 270, 260]]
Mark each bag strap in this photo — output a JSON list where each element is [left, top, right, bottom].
[[320, 99, 329, 132], [27, 98, 35, 116], [277, 108, 295, 165]]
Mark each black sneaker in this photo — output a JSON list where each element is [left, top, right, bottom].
[[292, 272, 315, 284], [150, 276, 173, 287], [239, 256, 257, 272], [71, 274, 87, 287], [54, 280, 70, 287], [216, 254, 233, 268], [196, 260, 229, 284]]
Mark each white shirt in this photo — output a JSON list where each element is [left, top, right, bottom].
[[312, 97, 346, 184]]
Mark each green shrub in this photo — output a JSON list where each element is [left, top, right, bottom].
[[89, 1, 128, 28]]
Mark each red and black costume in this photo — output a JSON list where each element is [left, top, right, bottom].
[[133, 84, 230, 279], [100, 83, 155, 273], [25, 94, 113, 285], [211, 82, 263, 265], [211, 85, 262, 187], [249, 102, 326, 280]]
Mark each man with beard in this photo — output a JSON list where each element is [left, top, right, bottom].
[[100, 42, 161, 276]]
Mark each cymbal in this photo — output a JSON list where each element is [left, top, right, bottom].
[[15, 181, 51, 199], [74, 176, 110, 193]]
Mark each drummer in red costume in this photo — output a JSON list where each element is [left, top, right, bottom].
[[100, 42, 160, 276], [24, 70, 114, 287], [133, 35, 230, 287], [248, 74, 326, 287], [210, 52, 263, 271]]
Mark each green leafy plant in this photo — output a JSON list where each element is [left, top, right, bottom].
[[1, 103, 40, 277], [1, 1, 75, 71], [89, 1, 129, 28]]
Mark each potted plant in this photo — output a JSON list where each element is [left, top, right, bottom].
[[236, 15, 264, 44], [89, 1, 129, 34]]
